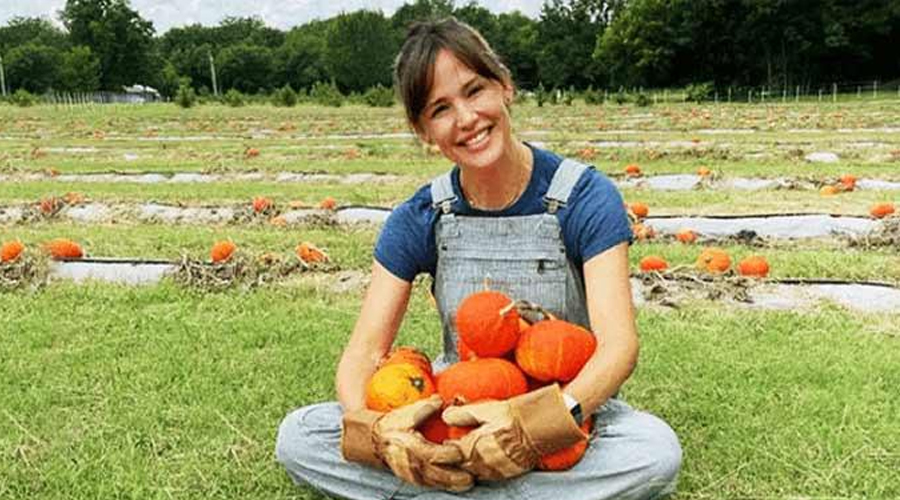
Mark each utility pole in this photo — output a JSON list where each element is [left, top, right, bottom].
[[0, 54, 7, 97], [208, 52, 219, 97]]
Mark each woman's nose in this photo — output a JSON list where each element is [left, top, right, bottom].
[[455, 102, 477, 129]]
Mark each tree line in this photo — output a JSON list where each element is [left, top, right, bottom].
[[1, 0, 898, 100]]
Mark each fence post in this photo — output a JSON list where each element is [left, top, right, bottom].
[[873, 80, 877, 99], [728, 87, 732, 103], [748, 89, 752, 103], [795, 85, 800, 102], [818, 89, 822, 102], [782, 87, 786, 103], [857, 85, 861, 98], [833, 83, 837, 103]]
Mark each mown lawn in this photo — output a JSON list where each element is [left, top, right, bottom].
[[1, 282, 898, 499]]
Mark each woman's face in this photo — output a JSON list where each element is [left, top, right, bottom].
[[417, 48, 514, 171]]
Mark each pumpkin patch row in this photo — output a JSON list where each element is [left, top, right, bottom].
[[364, 290, 599, 473], [639, 248, 770, 277]]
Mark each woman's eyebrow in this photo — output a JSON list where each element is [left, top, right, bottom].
[[425, 76, 481, 112]]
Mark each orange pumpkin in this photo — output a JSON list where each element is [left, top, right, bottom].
[[380, 346, 433, 377], [632, 223, 655, 241], [437, 358, 528, 404], [629, 202, 649, 218], [839, 174, 857, 191], [737, 255, 770, 278], [819, 185, 839, 196], [624, 164, 642, 177], [320, 197, 337, 210], [245, 147, 260, 158], [538, 416, 593, 471], [455, 290, 520, 358], [39, 197, 61, 215], [296, 242, 329, 263], [697, 166, 712, 177], [639, 255, 668, 272], [1, 241, 25, 263], [676, 228, 697, 243], [43, 239, 83, 260], [252, 196, 273, 213], [365, 363, 435, 412], [211, 241, 236, 263], [870, 202, 896, 219], [515, 320, 597, 383], [696, 247, 731, 273]]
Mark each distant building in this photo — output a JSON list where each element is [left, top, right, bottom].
[[121, 84, 162, 103]]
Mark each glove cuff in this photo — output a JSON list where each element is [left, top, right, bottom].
[[340, 409, 385, 469], [511, 384, 587, 455]]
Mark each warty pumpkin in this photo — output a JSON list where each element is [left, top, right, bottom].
[[379, 346, 433, 377], [629, 202, 649, 219], [365, 363, 436, 412], [210, 241, 236, 263], [515, 320, 597, 383], [676, 228, 697, 244], [252, 196, 273, 213], [639, 255, 668, 272], [696, 247, 731, 273], [436, 358, 528, 404], [320, 196, 337, 210], [839, 174, 857, 191], [455, 290, 521, 358], [820, 185, 839, 196], [624, 164, 642, 177], [296, 242, 329, 263], [43, 238, 83, 260], [870, 202, 896, 219]]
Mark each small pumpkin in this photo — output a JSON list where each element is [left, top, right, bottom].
[[379, 346, 433, 377], [455, 290, 520, 358], [676, 228, 697, 244], [870, 202, 896, 219], [820, 185, 839, 196], [629, 202, 649, 219], [365, 363, 436, 412], [43, 238, 83, 260], [252, 196, 273, 213], [632, 223, 655, 241], [697, 166, 712, 177], [296, 242, 329, 263], [624, 164, 642, 177], [1, 240, 25, 263], [696, 247, 731, 273], [320, 197, 337, 210], [839, 174, 857, 191], [515, 320, 597, 383], [244, 147, 260, 158], [211, 241, 236, 263], [437, 358, 528, 404], [538, 416, 593, 471], [639, 255, 668, 272], [737, 255, 770, 278]]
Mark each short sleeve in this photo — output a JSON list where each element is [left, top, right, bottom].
[[373, 195, 436, 282], [561, 169, 633, 266]]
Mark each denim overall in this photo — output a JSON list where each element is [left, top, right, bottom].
[[275, 159, 682, 500]]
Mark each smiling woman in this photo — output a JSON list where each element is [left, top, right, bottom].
[[275, 17, 682, 500]]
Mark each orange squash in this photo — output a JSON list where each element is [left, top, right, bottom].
[[676, 228, 697, 244], [839, 174, 857, 191], [737, 256, 770, 278], [210, 241, 236, 263], [252, 196, 273, 213], [365, 363, 435, 412], [296, 242, 329, 263], [380, 346, 433, 377], [870, 202, 896, 219], [820, 185, 839, 196], [320, 197, 337, 210], [639, 255, 668, 272], [697, 166, 712, 177], [538, 416, 593, 471], [436, 358, 528, 404], [455, 290, 520, 358], [629, 202, 649, 218], [43, 238, 83, 260], [244, 147, 260, 158], [515, 320, 597, 383], [696, 247, 731, 273], [624, 164, 642, 177], [632, 223, 655, 241], [1, 241, 25, 263]]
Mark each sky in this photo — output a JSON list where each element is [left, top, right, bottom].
[[0, 0, 543, 33]]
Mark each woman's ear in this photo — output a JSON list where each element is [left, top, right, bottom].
[[502, 84, 515, 106]]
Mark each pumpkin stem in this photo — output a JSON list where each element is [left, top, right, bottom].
[[482, 276, 492, 291], [410, 376, 426, 393], [513, 299, 556, 321], [498, 300, 517, 317]]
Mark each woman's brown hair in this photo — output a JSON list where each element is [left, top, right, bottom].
[[393, 17, 512, 132]]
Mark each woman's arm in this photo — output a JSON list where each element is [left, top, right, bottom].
[[336, 260, 413, 411], [563, 241, 639, 416]]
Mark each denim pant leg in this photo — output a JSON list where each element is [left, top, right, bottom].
[[412, 399, 682, 500], [276, 399, 681, 500]]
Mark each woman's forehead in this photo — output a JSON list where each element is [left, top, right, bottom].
[[426, 49, 479, 101]]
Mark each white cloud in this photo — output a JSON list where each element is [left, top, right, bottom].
[[1, 0, 542, 34]]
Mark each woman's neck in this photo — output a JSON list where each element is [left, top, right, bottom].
[[460, 141, 533, 211]]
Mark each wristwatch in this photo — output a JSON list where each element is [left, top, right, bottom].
[[562, 393, 583, 426]]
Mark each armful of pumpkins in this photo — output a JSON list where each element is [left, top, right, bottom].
[[339, 290, 599, 490]]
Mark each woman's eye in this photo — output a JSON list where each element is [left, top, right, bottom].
[[468, 85, 483, 97], [431, 105, 447, 118]]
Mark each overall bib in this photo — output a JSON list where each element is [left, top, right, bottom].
[[275, 160, 682, 500]]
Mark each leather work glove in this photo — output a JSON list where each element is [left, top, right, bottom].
[[341, 395, 474, 492], [441, 384, 587, 481]]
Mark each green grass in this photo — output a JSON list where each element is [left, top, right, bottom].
[[1, 283, 897, 498]]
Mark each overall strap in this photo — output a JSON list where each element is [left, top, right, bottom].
[[429, 172, 458, 215], [544, 158, 591, 214]]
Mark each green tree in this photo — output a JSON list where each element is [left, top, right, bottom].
[[453, 2, 499, 43], [326, 10, 396, 93], [217, 43, 275, 93], [391, 0, 455, 32], [537, 0, 613, 89], [494, 12, 539, 89], [0, 17, 68, 53], [58, 45, 101, 91], [60, 0, 158, 89], [5, 43, 63, 93], [276, 20, 330, 90], [213, 17, 284, 48]]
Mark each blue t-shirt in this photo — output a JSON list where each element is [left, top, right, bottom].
[[374, 146, 633, 282]]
